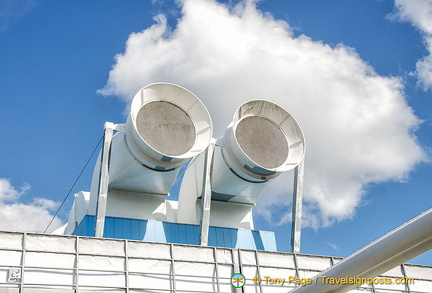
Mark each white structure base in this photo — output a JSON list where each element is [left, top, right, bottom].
[[0, 231, 431, 293]]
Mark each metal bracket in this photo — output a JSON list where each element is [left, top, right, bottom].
[[113, 123, 126, 133]]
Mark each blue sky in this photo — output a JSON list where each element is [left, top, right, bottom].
[[0, 0, 431, 265]]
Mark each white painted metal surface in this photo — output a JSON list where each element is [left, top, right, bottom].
[[291, 159, 304, 254], [108, 82, 213, 194], [63, 83, 213, 234], [95, 122, 114, 237], [290, 208, 432, 293], [0, 231, 431, 292], [178, 99, 305, 229], [63, 191, 89, 235], [211, 100, 305, 204], [199, 141, 215, 246]]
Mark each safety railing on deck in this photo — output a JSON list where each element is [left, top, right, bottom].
[[0, 231, 431, 293]]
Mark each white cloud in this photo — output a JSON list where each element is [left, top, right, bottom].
[[0, 178, 63, 233], [0, 178, 29, 202], [325, 241, 340, 251], [393, 0, 432, 90], [0, 0, 36, 31], [99, 0, 427, 229]]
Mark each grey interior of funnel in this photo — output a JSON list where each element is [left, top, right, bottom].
[[235, 116, 288, 169], [136, 101, 196, 156]]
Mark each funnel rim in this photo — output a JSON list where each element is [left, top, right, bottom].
[[232, 99, 305, 172], [128, 82, 213, 160]]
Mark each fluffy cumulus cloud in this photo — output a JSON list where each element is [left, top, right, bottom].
[[393, 0, 432, 90], [0, 178, 62, 233], [99, 0, 426, 228]]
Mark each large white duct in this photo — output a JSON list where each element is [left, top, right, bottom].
[[89, 83, 213, 198], [177, 100, 305, 227], [211, 99, 305, 204], [64, 83, 213, 233], [109, 83, 212, 194]]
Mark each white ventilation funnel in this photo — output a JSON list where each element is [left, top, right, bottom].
[[104, 83, 213, 195], [211, 100, 305, 204]]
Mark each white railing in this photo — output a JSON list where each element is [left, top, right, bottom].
[[0, 231, 431, 293]]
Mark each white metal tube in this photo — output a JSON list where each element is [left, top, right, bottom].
[[94, 122, 114, 237], [199, 141, 215, 246], [289, 208, 432, 293], [106, 83, 212, 195], [211, 100, 305, 204], [291, 158, 304, 253]]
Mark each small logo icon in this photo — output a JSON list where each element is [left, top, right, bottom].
[[231, 273, 246, 288], [252, 275, 261, 284]]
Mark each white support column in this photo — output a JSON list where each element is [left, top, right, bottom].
[[291, 158, 304, 253], [199, 140, 215, 246], [95, 122, 114, 238]]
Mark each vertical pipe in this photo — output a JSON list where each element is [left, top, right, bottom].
[[213, 247, 221, 292], [234, 249, 244, 293], [291, 159, 304, 253], [20, 232, 26, 292], [199, 141, 215, 246], [75, 236, 80, 290], [95, 122, 114, 238], [170, 243, 177, 293], [124, 239, 129, 293]]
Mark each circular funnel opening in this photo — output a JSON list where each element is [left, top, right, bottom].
[[235, 116, 288, 169], [136, 101, 196, 156]]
